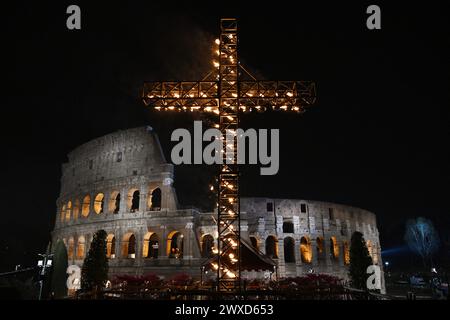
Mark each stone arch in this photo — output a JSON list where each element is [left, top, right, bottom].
[[109, 191, 121, 214], [65, 201, 72, 221], [72, 199, 80, 220], [76, 236, 86, 259], [143, 232, 159, 258], [94, 193, 105, 214], [127, 189, 140, 212], [81, 195, 91, 217], [201, 234, 215, 258], [300, 236, 312, 263], [167, 231, 183, 258], [330, 236, 339, 260], [148, 187, 162, 211], [249, 236, 259, 251], [106, 234, 116, 259], [283, 220, 294, 233], [343, 240, 350, 265], [265, 235, 278, 259], [60, 204, 66, 222], [122, 233, 136, 258], [68, 237, 75, 259], [284, 237, 295, 263]]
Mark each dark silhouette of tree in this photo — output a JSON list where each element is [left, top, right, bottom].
[[50, 240, 68, 298], [81, 230, 108, 296], [349, 231, 373, 290], [404, 217, 440, 268]]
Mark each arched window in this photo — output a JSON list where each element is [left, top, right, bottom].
[[265, 236, 278, 259], [284, 237, 295, 263], [106, 234, 116, 259], [94, 193, 105, 214], [300, 236, 312, 263], [143, 232, 159, 258], [250, 236, 259, 251], [330, 236, 339, 260], [343, 241, 350, 265], [65, 201, 72, 221], [167, 231, 183, 259], [201, 234, 214, 258], [81, 195, 91, 217], [109, 191, 120, 214], [122, 233, 136, 258], [283, 221, 294, 233], [77, 236, 86, 259], [316, 237, 325, 262], [68, 237, 75, 259], [128, 189, 140, 212], [60, 204, 66, 222], [148, 188, 161, 211], [72, 200, 80, 221]]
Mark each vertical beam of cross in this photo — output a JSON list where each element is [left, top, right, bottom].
[[217, 18, 240, 292]]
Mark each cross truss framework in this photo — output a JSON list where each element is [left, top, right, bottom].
[[142, 18, 316, 293]]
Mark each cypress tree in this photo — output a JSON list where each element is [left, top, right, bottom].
[[81, 230, 109, 295], [51, 240, 68, 298], [349, 231, 373, 290]]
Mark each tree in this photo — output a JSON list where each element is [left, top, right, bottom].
[[404, 217, 440, 268], [50, 240, 68, 298], [349, 231, 373, 290], [81, 230, 109, 295]]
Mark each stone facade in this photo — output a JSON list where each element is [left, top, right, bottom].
[[51, 127, 384, 290]]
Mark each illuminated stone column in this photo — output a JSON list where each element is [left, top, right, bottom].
[[321, 214, 333, 269], [88, 195, 94, 217], [139, 184, 148, 213], [184, 222, 194, 260], [277, 238, 285, 277], [240, 217, 249, 240], [136, 231, 143, 260], [114, 229, 121, 259], [159, 225, 168, 261], [276, 215, 283, 234], [85, 233, 92, 254], [161, 177, 174, 210], [258, 234, 266, 255], [257, 217, 265, 234], [295, 238, 302, 276], [119, 187, 127, 213], [102, 192, 110, 214], [323, 236, 332, 269]]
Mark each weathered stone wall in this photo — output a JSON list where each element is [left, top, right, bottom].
[[240, 198, 383, 286]]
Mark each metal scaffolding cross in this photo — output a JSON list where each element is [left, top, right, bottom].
[[142, 18, 316, 293]]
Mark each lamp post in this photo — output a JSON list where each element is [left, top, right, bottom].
[[37, 253, 53, 300]]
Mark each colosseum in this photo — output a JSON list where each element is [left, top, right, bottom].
[[51, 126, 384, 288]]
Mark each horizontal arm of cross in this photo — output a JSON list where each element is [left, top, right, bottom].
[[142, 80, 316, 112]]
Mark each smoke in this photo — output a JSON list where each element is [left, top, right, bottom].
[[148, 15, 215, 80]]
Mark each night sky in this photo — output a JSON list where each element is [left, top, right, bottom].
[[2, 1, 449, 272]]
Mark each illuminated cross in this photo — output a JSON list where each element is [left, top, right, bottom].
[[142, 18, 316, 293]]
